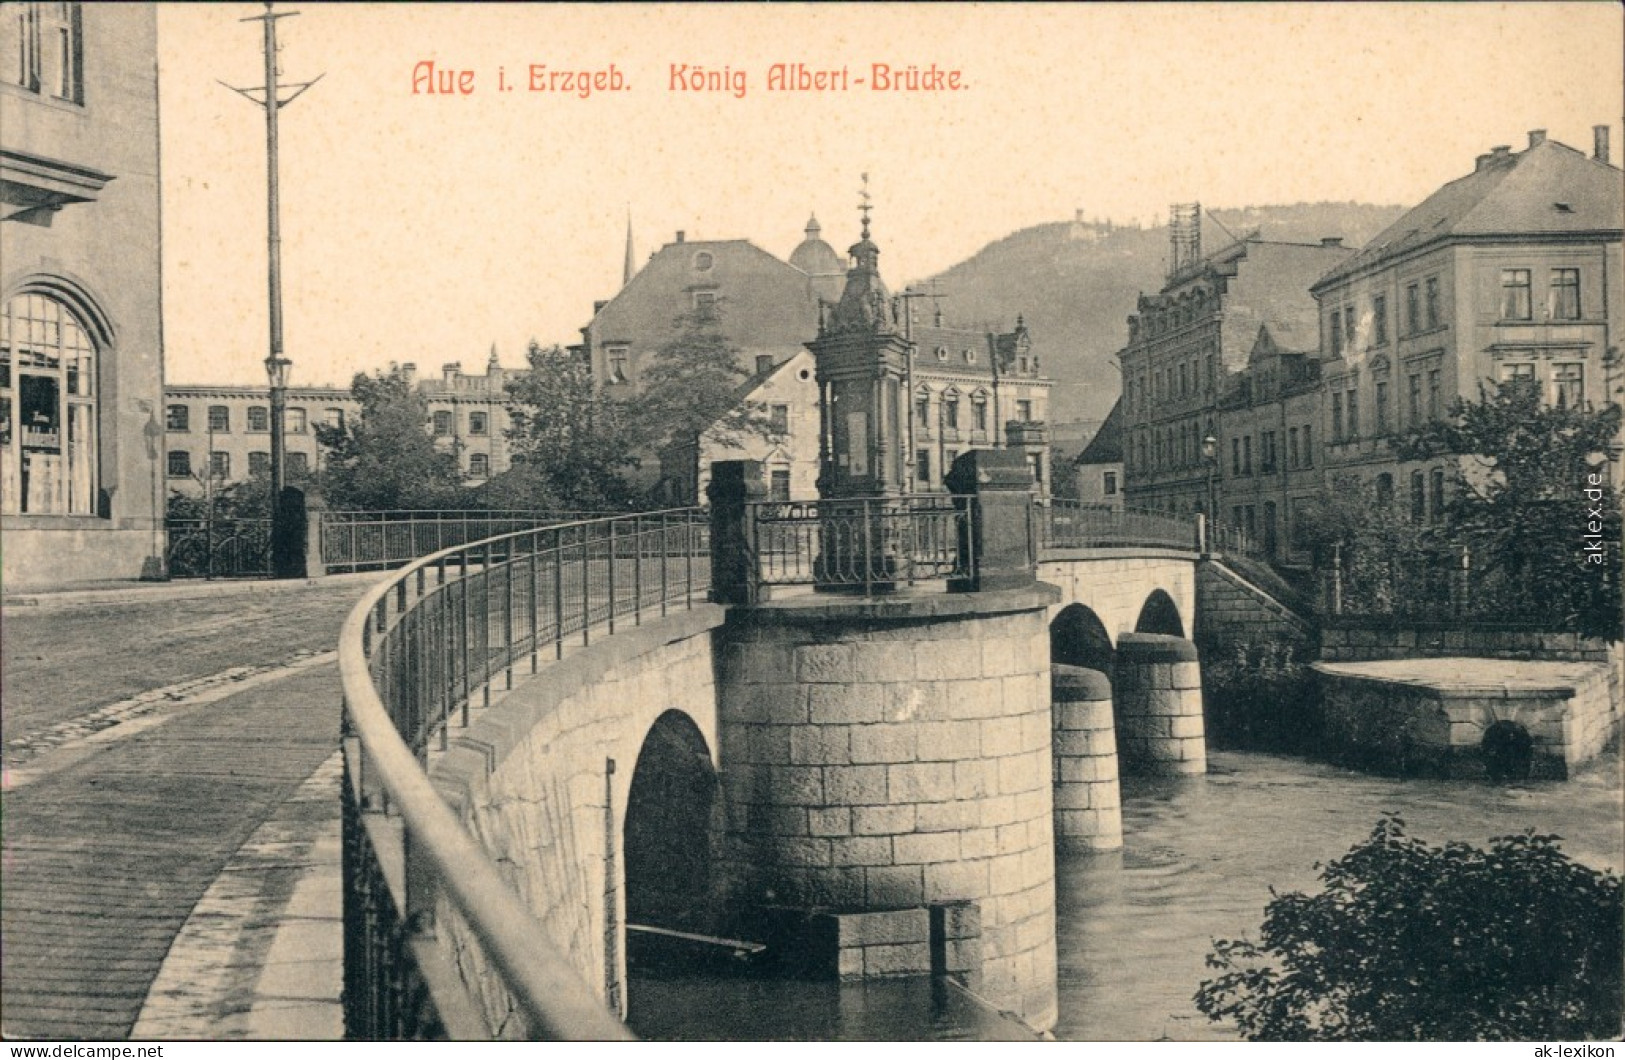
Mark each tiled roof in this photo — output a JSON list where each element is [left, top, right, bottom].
[[1074, 397, 1123, 465], [1315, 139, 1624, 288]]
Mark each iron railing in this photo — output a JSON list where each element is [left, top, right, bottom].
[[339, 509, 709, 1040], [321, 510, 613, 574], [748, 495, 973, 594], [1318, 540, 1623, 628], [165, 517, 273, 578], [1038, 501, 1199, 553]]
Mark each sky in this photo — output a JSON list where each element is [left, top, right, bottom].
[[156, 2, 1625, 388]]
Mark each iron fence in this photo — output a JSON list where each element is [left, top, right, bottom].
[[1038, 501, 1199, 553], [320, 509, 613, 574], [748, 495, 973, 594], [165, 517, 273, 579], [1319, 540, 1622, 629], [339, 509, 708, 1040]]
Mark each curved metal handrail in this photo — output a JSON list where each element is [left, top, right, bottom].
[[338, 509, 706, 1039]]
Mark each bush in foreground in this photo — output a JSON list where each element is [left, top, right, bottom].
[[1195, 816, 1623, 1041]]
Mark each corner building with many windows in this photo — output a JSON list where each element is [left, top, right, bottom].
[[1311, 128, 1624, 512], [2, 3, 166, 587]]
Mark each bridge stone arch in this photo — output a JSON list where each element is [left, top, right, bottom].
[[1134, 589, 1185, 637], [427, 606, 727, 1022], [1050, 603, 1115, 674], [624, 709, 722, 935], [1037, 548, 1197, 648]]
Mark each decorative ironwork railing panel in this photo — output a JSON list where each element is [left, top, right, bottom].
[[165, 517, 273, 579], [340, 509, 708, 1040], [748, 495, 973, 593], [1038, 501, 1199, 553]]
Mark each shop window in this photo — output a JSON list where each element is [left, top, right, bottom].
[[1, 291, 98, 515]]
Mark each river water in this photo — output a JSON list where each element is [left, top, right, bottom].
[[629, 748, 1624, 1041]]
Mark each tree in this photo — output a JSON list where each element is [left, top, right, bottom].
[[500, 341, 641, 511], [315, 366, 467, 510], [1195, 816, 1624, 1041], [1393, 377, 1622, 638], [633, 305, 780, 452]]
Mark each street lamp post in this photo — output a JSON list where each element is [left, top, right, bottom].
[[1201, 433, 1218, 553], [224, 3, 320, 576]]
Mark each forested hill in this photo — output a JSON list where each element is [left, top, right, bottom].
[[912, 202, 1408, 425]]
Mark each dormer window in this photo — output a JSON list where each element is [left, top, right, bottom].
[[963, 348, 976, 364], [935, 346, 948, 362]]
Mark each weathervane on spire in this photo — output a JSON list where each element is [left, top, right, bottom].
[[858, 172, 872, 239]]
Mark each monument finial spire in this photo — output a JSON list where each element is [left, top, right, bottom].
[[858, 172, 872, 239]]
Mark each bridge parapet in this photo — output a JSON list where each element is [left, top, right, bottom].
[[338, 509, 708, 1040]]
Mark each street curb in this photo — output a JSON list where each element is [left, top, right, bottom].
[[2, 571, 388, 612]]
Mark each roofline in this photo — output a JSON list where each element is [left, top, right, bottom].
[[1311, 227, 1625, 293]]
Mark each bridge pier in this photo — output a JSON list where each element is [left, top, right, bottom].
[[1050, 665, 1123, 851], [714, 585, 1062, 1032], [1113, 633, 1207, 776]]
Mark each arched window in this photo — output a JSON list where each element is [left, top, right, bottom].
[[2, 291, 99, 515]]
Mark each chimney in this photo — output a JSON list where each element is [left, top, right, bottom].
[[675, 230, 686, 244], [1320, 237, 1344, 248], [755, 354, 774, 375], [593, 300, 608, 314], [401, 362, 417, 386], [1528, 128, 1546, 149], [442, 362, 460, 383], [1595, 124, 1611, 163], [1475, 152, 1494, 172], [1490, 145, 1512, 160]]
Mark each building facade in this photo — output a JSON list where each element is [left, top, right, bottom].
[[2, 3, 167, 587], [1119, 233, 1354, 518], [907, 316, 1053, 494], [1140, 128, 1623, 566], [164, 350, 520, 496], [1071, 398, 1124, 509], [574, 221, 837, 394], [657, 348, 821, 505], [1310, 128, 1624, 518]]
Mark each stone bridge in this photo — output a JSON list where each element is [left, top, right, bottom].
[[339, 485, 1210, 1040]]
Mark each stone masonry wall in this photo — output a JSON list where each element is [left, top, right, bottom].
[[1196, 560, 1315, 653], [715, 587, 1060, 1032], [1050, 665, 1122, 852], [427, 606, 726, 1034], [1113, 633, 1206, 776]]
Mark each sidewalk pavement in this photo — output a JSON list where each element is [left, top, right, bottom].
[[2, 571, 385, 612], [2, 606, 354, 1039], [132, 753, 344, 1040]]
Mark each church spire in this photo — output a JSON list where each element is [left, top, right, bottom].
[[622, 208, 636, 287]]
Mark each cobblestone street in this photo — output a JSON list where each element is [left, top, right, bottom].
[[1, 580, 373, 1039]]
